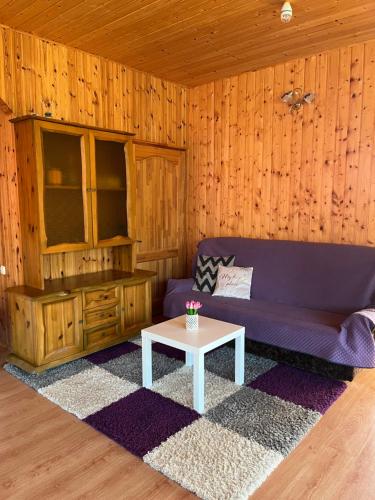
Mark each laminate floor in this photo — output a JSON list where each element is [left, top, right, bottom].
[[1, 348, 375, 500]]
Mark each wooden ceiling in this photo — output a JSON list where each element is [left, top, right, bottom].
[[1, 0, 375, 86]]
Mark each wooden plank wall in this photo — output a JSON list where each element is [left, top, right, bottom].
[[0, 25, 187, 146], [0, 24, 187, 345], [187, 40, 375, 266], [0, 105, 23, 346]]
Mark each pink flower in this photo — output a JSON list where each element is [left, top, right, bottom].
[[185, 299, 203, 312]]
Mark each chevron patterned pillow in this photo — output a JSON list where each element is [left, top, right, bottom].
[[192, 255, 236, 293]]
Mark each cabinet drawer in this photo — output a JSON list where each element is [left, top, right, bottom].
[[85, 324, 121, 350], [83, 304, 120, 330], [83, 285, 120, 310]]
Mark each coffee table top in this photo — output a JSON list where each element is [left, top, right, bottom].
[[141, 315, 244, 352]]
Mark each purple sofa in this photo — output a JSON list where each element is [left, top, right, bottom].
[[163, 238, 375, 378]]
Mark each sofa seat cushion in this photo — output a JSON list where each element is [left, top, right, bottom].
[[163, 281, 359, 365], [164, 285, 343, 327]]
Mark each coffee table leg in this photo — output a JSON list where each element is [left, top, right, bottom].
[[142, 333, 152, 388], [186, 351, 193, 366], [235, 331, 245, 385], [193, 351, 204, 414]]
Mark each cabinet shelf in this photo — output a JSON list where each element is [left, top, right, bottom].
[[45, 184, 82, 190], [45, 185, 126, 192]]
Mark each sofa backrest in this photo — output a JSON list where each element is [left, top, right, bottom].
[[193, 237, 375, 314]]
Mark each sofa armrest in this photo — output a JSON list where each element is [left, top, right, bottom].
[[166, 278, 195, 295], [338, 311, 375, 368], [341, 311, 375, 336], [342, 309, 375, 333]]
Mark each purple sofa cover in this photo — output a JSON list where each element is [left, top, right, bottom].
[[163, 238, 375, 368]]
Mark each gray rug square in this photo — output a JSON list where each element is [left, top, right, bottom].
[[206, 386, 321, 456], [101, 349, 183, 385], [4, 358, 93, 390], [205, 346, 277, 383]]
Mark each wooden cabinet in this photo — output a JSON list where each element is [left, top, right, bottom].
[[7, 116, 156, 373], [8, 270, 154, 372]]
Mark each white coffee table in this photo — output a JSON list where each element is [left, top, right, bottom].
[[141, 315, 245, 414]]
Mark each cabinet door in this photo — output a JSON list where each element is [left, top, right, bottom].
[[35, 293, 83, 365], [90, 131, 135, 248], [35, 120, 92, 254], [135, 145, 186, 313], [122, 281, 152, 334]]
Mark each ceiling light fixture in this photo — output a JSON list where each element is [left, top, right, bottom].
[[281, 88, 315, 113], [280, 1, 293, 23]]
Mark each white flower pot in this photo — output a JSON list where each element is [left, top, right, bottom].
[[186, 314, 199, 331]]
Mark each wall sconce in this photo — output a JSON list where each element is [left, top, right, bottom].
[[281, 88, 315, 113]]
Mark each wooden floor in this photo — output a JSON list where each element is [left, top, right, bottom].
[[1, 347, 375, 500]]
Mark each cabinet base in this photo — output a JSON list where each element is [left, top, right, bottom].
[[6, 323, 149, 374]]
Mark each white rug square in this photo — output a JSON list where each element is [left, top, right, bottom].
[[144, 417, 284, 500], [152, 365, 241, 412], [38, 366, 139, 418]]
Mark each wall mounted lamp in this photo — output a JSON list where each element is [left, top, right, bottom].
[[281, 88, 315, 113]]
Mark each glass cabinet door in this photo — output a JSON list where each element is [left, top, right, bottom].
[[91, 134, 129, 246], [39, 123, 91, 252]]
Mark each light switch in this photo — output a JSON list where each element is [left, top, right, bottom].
[[0, 266, 6, 275]]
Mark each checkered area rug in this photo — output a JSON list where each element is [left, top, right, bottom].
[[5, 340, 347, 499]]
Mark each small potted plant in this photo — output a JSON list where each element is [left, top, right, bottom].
[[185, 300, 202, 331]]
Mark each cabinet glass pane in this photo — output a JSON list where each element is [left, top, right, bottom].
[[42, 131, 85, 246], [95, 139, 128, 241]]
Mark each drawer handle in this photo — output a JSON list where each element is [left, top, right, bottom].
[[97, 312, 114, 319], [99, 294, 110, 300]]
